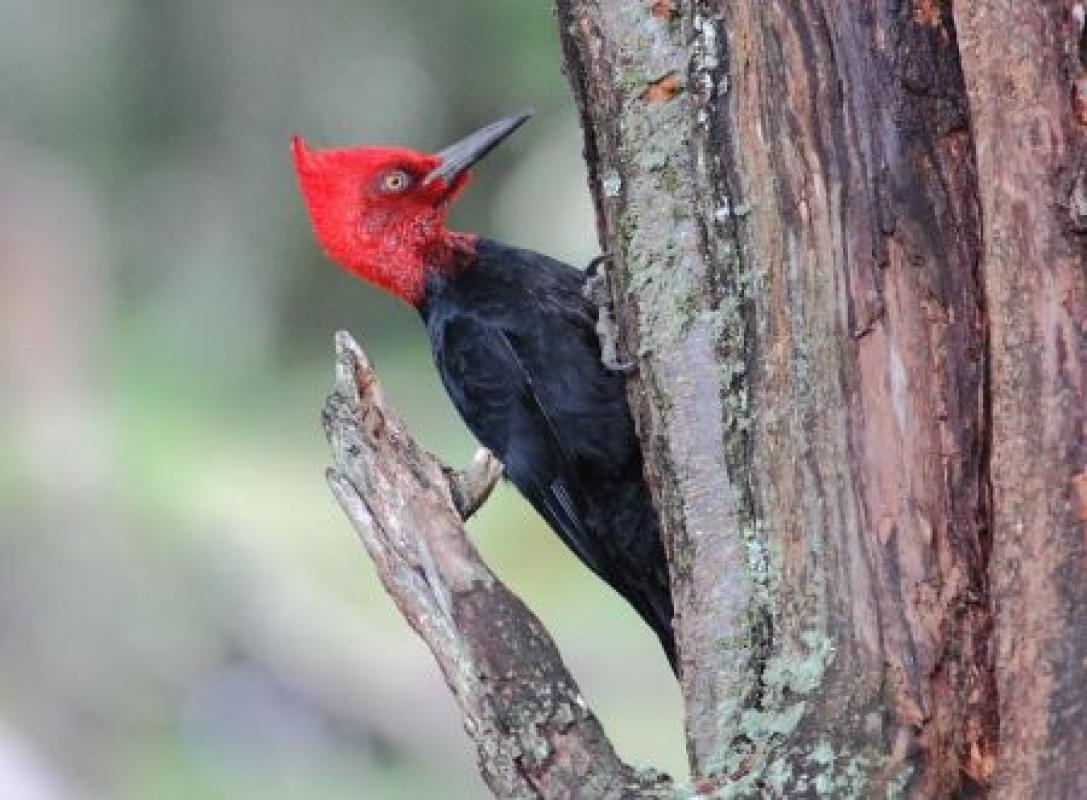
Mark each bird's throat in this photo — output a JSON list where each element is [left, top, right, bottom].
[[356, 229, 477, 307], [427, 230, 478, 277]]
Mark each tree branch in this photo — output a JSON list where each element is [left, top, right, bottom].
[[322, 331, 677, 800]]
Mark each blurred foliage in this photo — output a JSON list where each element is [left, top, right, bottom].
[[0, 1, 685, 798]]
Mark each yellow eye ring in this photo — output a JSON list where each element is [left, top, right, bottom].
[[381, 170, 411, 193]]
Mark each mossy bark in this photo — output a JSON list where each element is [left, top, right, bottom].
[[557, 1, 1086, 798]]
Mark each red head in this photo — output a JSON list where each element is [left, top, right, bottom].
[[292, 112, 532, 305]]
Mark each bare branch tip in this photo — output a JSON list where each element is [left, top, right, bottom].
[[333, 329, 365, 362], [333, 330, 385, 414]]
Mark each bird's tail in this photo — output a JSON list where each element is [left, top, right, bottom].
[[633, 585, 678, 675]]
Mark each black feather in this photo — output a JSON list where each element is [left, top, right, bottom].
[[421, 239, 676, 671]]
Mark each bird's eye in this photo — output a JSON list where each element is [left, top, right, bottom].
[[380, 170, 412, 193]]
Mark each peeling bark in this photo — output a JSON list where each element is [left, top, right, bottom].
[[323, 332, 676, 799]]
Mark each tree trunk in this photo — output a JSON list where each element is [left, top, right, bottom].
[[324, 2, 1086, 798], [555, 1, 1086, 798]]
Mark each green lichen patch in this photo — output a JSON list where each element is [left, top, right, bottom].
[[760, 628, 835, 699]]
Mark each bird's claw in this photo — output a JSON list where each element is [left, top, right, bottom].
[[584, 251, 615, 279], [447, 447, 504, 520], [583, 253, 636, 375]]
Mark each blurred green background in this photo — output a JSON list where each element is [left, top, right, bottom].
[[0, 1, 685, 798]]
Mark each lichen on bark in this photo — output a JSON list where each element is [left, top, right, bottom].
[[557, 1, 764, 773], [555, 1, 1035, 796]]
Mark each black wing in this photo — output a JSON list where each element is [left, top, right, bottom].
[[434, 313, 609, 579]]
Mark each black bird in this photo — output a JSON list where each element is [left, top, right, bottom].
[[292, 112, 676, 670]]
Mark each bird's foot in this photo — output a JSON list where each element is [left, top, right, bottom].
[[582, 253, 636, 374], [446, 447, 504, 521], [584, 252, 615, 280]]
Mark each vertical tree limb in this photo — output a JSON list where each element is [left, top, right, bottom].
[[557, 3, 757, 771], [954, 4, 1087, 798]]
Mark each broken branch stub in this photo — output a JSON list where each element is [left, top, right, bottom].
[[321, 331, 676, 799]]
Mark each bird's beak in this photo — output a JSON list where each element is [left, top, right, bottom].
[[423, 110, 533, 187]]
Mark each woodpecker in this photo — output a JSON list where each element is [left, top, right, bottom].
[[292, 111, 675, 670]]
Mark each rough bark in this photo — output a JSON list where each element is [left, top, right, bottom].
[[322, 331, 675, 799], [954, 4, 1087, 798], [557, 0, 1085, 798]]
